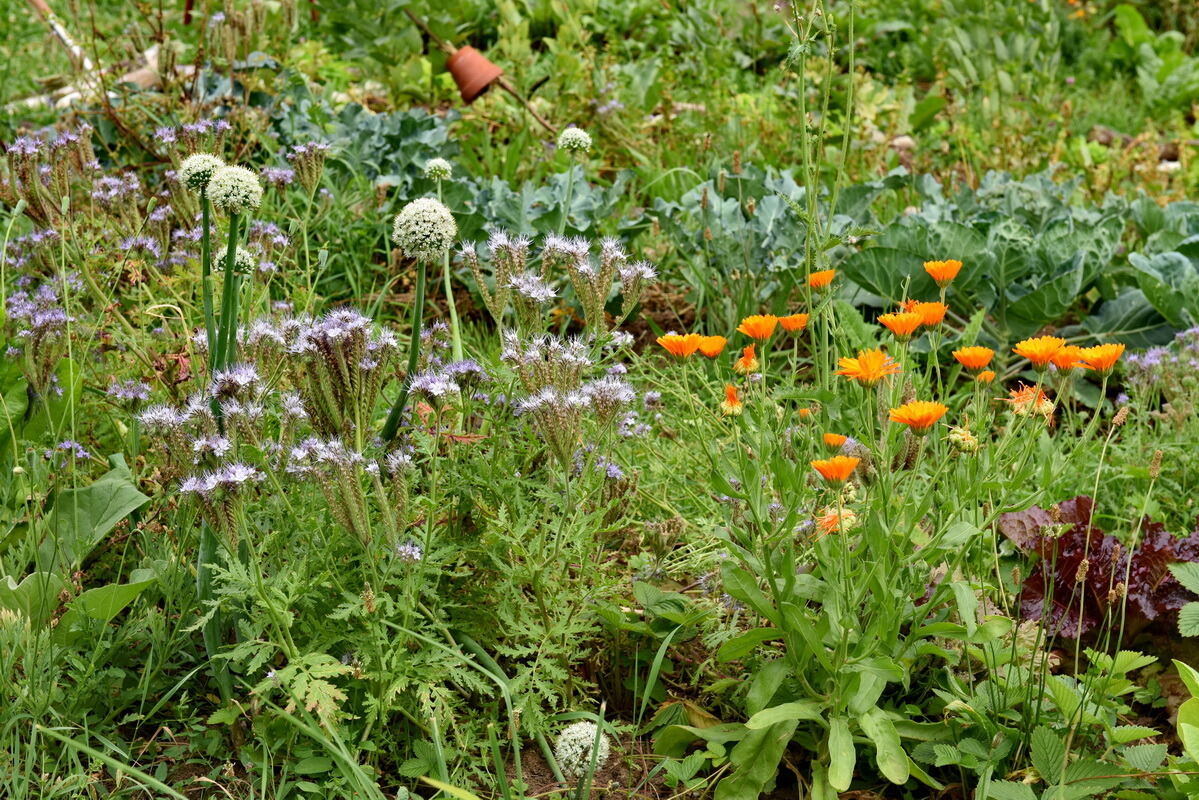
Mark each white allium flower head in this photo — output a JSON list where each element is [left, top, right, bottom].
[[392, 197, 457, 262], [557, 127, 592, 154], [179, 153, 226, 194], [208, 165, 263, 214], [554, 721, 611, 780], [423, 157, 453, 181], [232, 246, 257, 272]]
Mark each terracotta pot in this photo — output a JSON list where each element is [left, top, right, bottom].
[[446, 46, 503, 104]]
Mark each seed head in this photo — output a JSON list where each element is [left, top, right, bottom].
[[391, 198, 457, 262], [423, 157, 452, 181], [557, 127, 593, 154]]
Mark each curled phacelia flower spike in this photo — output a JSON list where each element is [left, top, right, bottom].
[[553, 721, 611, 780], [392, 198, 457, 262], [179, 153, 226, 194], [423, 158, 452, 181], [557, 127, 593, 154], [207, 165, 262, 214]]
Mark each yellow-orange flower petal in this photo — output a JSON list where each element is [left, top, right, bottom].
[[779, 313, 810, 333], [808, 269, 836, 290], [888, 400, 949, 433], [878, 311, 923, 340], [737, 314, 779, 340], [734, 344, 759, 375], [835, 350, 902, 386], [1079, 343, 1125, 374], [822, 432, 848, 450], [911, 301, 947, 327], [720, 384, 743, 416], [1008, 383, 1055, 418], [1013, 336, 1065, 368], [975, 370, 996, 384], [953, 346, 994, 372], [657, 332, 701, 357], [697, 335, 728, 358], [816, 506, 859, 536], [810, 455, 860, 484], [924, 259, 963, 287], [1050, 345, 1084, 371]]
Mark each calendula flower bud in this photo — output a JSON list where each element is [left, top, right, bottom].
[[391, 198, 457, 262], [208, 165, 262, 213], [179, 153, 226, 194], [947, 425, 979, 453], [557, 127, 592, 154]]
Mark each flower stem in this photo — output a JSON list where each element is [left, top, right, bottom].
[[382, 259, 428, 442]]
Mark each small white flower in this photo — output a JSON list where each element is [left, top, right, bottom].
[[553, 721, 611, 780], [557, 127, 592, 154], [208, 165, 263, 214], [391, 198, 457, 262], [423, 158, 453, 181], [179, 153, 226, 194]]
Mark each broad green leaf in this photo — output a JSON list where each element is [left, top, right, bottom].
[[1170, 563, 1199, 595], [713, 720, 798, 800], [1122, 743, 1167, 771], [39, 456, 149, 573], [54, 578, 156, 645], [745, 701, 823, 730], [0, 572, 67, 627], [745, 660, 788, 716], [827, 717, 855, 791], [294, 757, 334, 775], [717, 628, 780, 663], [1031, 726, 1065, 784], [1174, 660, 1199, 699], [1180, 603, 1199, 637], [985, 781, 1038, 800], [654, 724, 747, 758], [720, 564, 779, 626], [1111, 725, 1160, 744], [949, 582, 979, 636], [858, 707, 909, 784]]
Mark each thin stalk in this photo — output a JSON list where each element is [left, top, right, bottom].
[[382, 259, 428, 442]]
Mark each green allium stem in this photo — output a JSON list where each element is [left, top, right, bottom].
[[200, 197, 217, 374], [381, 259, 428, 442], [437, 182, 464, 362], [214, 213, 242, 373]]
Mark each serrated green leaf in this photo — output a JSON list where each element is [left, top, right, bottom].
[[1031, 726, 1065, 783], [1122, 743, 1167, 771], [1111, 725, 1160, 744], [1179, 603, 1199, 637], [986, 781, 1038, 800]]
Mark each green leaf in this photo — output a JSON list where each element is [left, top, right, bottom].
[[1173, 660, 1199, 699], [419, 777, 485, 800], [1171, 563, 1199, 595], [1110, 725, 1160, 744], [1122, 743, 1167, 772], [745, 701, 823, 730], [720, 564, 779, 626], [827, 718, 855, 791], [1031, 726, 1065, 782], [714, 720, 799, 800], [38, 456, 149, 573], [54, 578, 156, 644], [949, 581, 979, 636], [857, 707, 910, 785], [746, 660, 788, 716], [206, 706, 241, 726], [717, 628, 781, 662], [1180, 603, 1199, 637], [909, 93, 946, 132], [0, 572, 67, 627], [985, 781, 1038, 800], [654, 724, 747, 758], [294, 756, 334, 775]]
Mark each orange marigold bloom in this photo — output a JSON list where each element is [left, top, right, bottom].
[[779, 313, 810, 333], [737, 314, 778, 340], [734, 344, 759, 374], [878, 311, 923, 340], [910, 301, 948, 326], [697, 335, 728, 358], [797, 407, 813, 420], [1050, 345, 1084, 371], [1008, 383, 1055, 418], [810, 455, 860, 484], [720, 384, 744, 416], [658, 333, 701, 357], [953, 346, 994, 372], [924, 259, 963, 288], [1013, 336, 1065, 369], [889, 400, 949, 433], [822, 432, 848, 450], [808, 269, 836, 289], [1079, 343, 1125, 374], [975, 370, 996, 384], [816, 506, 859, 536], [836, 349, 902, 386]]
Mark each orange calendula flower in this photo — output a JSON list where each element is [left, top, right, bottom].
[[816, 506, 859, 536], [924, 259, 963, 288], [836, 350, 902, 386], [1079, 343, 1125, 375], [1013, 336, 1065, 369], [878, 311, 923, 340], [737, 314, 779, 340], [1050, 345, 1084, 371], [779, 313, 810, 333], [953, 346, 994, 372], [1008, 383, 1055, 418], [822, 432, 848, 450], [910, 301, 948, 326], [808, 269, 836, 290], [975, 370, 996, 384], [810, 455, 860, 484], [889, 400, 949, 433], [658, 333, 701, 357], [797, 407, 814, 420], [720, 384, 744, 416], [697, 335, 728, 358], [734, 344, 759, 374]]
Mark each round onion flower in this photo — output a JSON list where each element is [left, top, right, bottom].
[[553, 721, 611, 780], [557, 127, 592, 154], [208, 165, 263, 214], [391, 198, 457, 262], [423, 158, 452, 181], [179, 153, 226, 194]]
